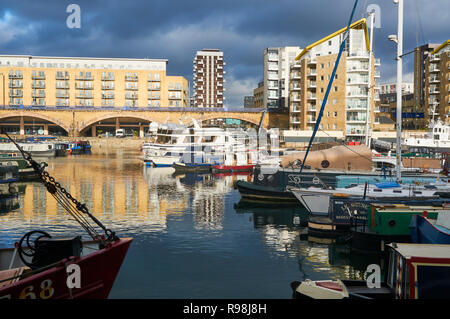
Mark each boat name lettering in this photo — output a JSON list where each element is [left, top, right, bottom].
[[18, 279, 55, 299], [288, 174, 301, 185]]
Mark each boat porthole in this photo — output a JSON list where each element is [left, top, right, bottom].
[[388, 219, 396, 227]]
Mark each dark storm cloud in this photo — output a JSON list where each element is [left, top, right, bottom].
[[0, 0, 448, 106]]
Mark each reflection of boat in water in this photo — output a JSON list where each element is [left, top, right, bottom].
[[172, 162, 212, 174], [234, 200, 309, 228], [0, 195, 20, 215]]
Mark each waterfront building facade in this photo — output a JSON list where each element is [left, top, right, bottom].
[[263, 46, 302, 108], [414, 43, 440, 117], [423, 40, 450, 124], [288, 18, 380, 142], [192, 49, 225, 107], [253, 81, 264, 108], [0, 55, 189, 109], [379, 82, 414, 95]]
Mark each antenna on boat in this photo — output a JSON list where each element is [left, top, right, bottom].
[[4, 133, 118, 244]]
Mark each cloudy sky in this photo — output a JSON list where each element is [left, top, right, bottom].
[[0, 0, 448, 107]]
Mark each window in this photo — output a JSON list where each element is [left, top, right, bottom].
[[321, 63, 324, 69], [328, 40, 332, 46], [333, 124, 337, 129], [334, 112, 338, 117], [333, 99, 337, 105], [320, 76, 324, 81], [334, 86, 338, 92]]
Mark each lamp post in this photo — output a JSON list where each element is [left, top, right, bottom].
[[389, 0, 403, 183]]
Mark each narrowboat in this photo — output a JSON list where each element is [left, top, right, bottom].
[[348, 204, 448, 254], [409, 210, 450, 244], [291, 243, 450, 299], [306, 194, 449, 239]]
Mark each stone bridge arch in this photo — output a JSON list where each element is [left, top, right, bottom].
[[0, 111, 70, 135], [194, 113, 263, 128]]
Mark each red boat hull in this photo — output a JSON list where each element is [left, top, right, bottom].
[[212, 165, 254, 172], [0, 238, 132, 299]]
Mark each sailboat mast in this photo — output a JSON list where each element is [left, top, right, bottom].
[[395, 0, 403, 182], [365, 11, 374, 147]]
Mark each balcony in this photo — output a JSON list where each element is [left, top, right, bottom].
[[308, 58, 317, 65], [346, 103, 367, 111], [101, 75, 115, 81], [347, 64, 369, 72], [430, 55, 440, 63], [291, 107, 301, 113], [9, 82, 23, 88], [125, 86, 139, 91], [8, 73, 23, 79], [56, 74, 69, 80], [31, 83, 45, 89], [291, 95, 300, 102], [429, 66, 440, 73], [307, 69, 317, 76], [307, 116, 316, 123], [347, 90, 368, 98], [267, 54, 279, 62], [125, 75, 138, 82], [55, 92, 68, 98], [291, 85, 301, 91], [102, 84, 115, 90], [32, 74, 45, 80], [291, 117, 301, 124], [102, 93, 115, 99], [125, 93, 138, 100], [75, 83, 93, 90], [56, 83, 69, 89], [10, 91, 23, 98], [76, 93, 93, 99], [374, 58, 381, 66], [148, 95, 160, 100], [348, 50, 370, 59], [307, 94, 316, 100], [75, 75, 93, 81], [148, 85, 161, 91], [430, 76, 440, 83], [346, 117, 367, 123], [429, 88, 440, 95], [347, 77, 368, 85], [308, 81, 316, 88], [307, 105, 316, 112]]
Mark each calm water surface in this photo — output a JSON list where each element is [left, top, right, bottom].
[[0, 150, 382, 299]]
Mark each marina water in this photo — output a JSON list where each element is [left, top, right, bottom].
[[0, 150, 383, 298]]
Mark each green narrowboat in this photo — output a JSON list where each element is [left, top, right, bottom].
[[349, 203, 447, 254]]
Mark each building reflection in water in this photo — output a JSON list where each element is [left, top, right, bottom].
[[0, 156, 252, 236], [234, 201, 381, 282]]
